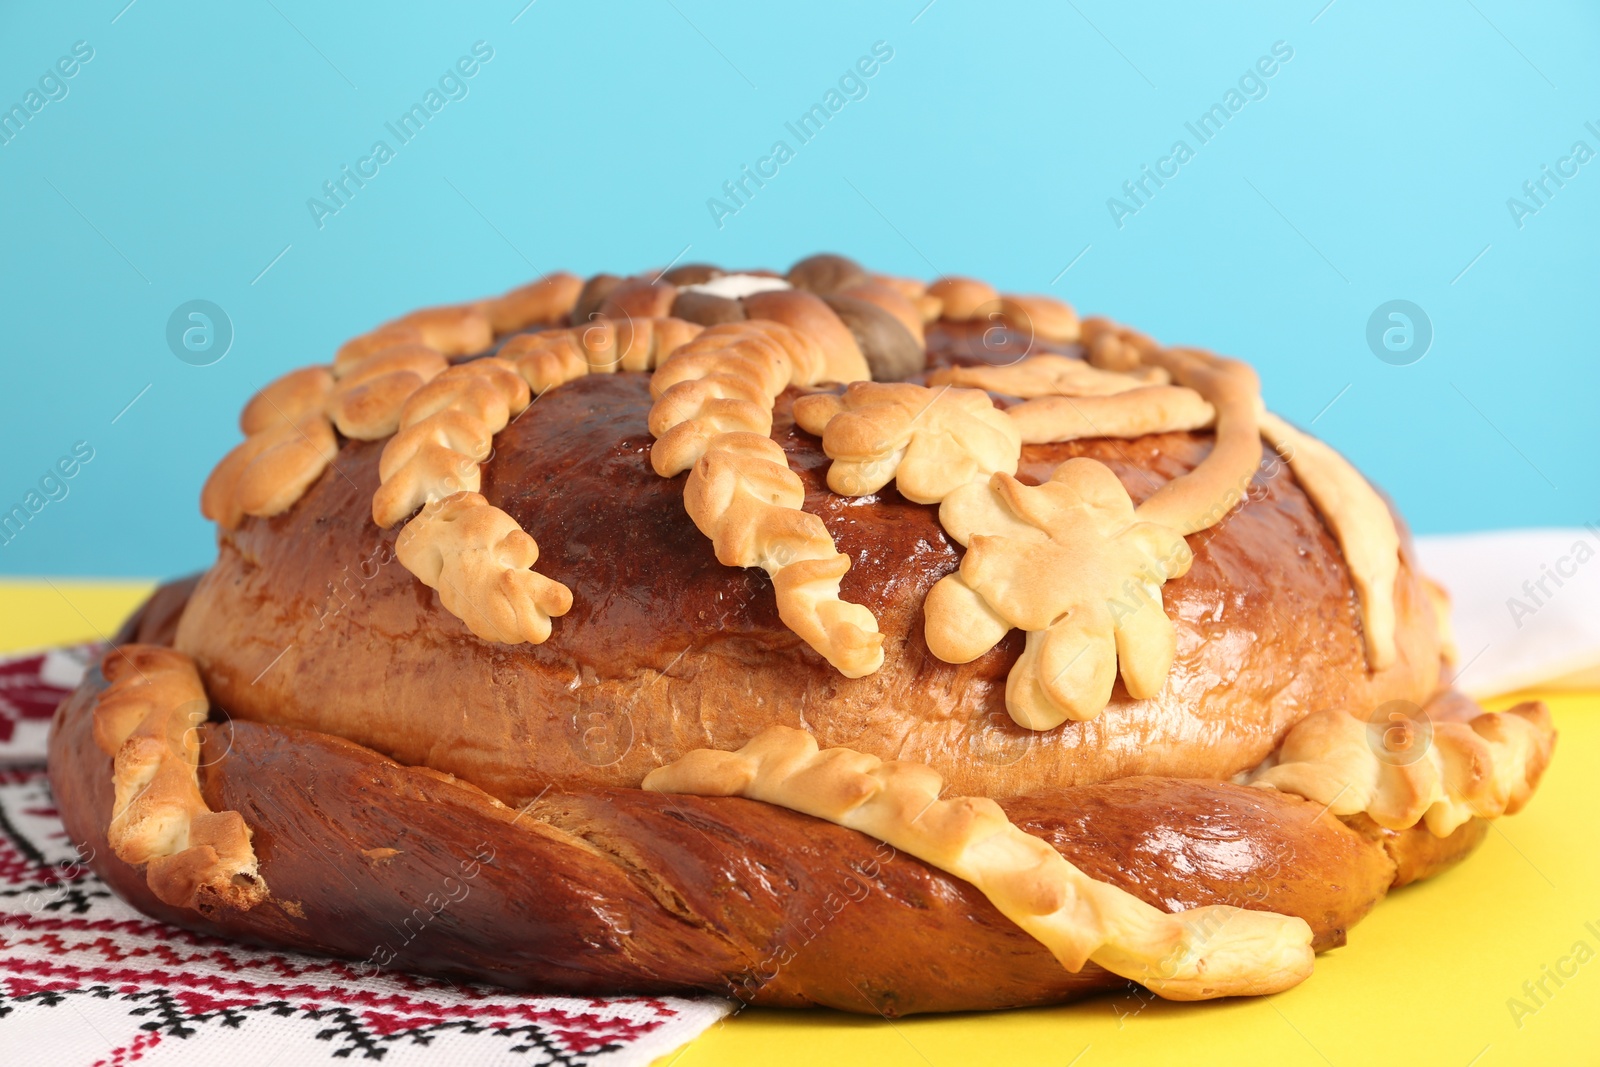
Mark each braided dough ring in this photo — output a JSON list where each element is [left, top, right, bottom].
[[49, 588, 1503, 1014]]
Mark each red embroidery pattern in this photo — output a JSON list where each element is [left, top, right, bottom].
[[0, 645, 92, 748], [0, 647, 730, 1065]]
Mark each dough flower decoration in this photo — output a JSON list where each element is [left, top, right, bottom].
[[500, 316, 704, 395], [646, 320, 883, 677], [791, 382, 1021, 503], [927, 457, 1194, 729]]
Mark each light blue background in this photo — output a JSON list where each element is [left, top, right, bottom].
[[1, 0, 1595, 578]]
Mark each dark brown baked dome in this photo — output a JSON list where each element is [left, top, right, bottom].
[[173, 320, 1443, 806]]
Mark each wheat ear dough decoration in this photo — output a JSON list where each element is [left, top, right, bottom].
[[327, 344, 450, 441], [201, 366, 338, 530], [396, 491, 573, 644], [500, 316, 704, 395], [93, 645, 267, 912], [207, 317, 467, 526], [201, 272, 591, 642], [645, 726, 1315, 1000], [476, 270, 584, 335], [646, 321, 885, 678], [372, 357, 574, 645]]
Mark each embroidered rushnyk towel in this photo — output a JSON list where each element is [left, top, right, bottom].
[[0, 643, 730, 1066]]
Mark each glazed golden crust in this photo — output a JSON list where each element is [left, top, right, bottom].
[[174, 360, 1445, 806]]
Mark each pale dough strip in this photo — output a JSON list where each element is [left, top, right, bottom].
[[1260, 412, 1401, 670], [927, 353, 1166, 397], [645, 725, 1315, 1000], [1007, 386, 1214, 445], [1131, 347, 1263, 536]]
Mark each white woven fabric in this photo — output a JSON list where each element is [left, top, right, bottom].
[[1416, 528, 1600, 698]]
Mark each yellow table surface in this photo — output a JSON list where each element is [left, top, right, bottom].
[[9, 581, 1596, 1067]]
